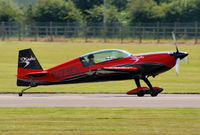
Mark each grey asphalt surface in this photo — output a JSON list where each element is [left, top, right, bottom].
[[0, 94, 199, 108]]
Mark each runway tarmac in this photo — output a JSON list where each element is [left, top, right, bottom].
[[0, 94, 199, 108]]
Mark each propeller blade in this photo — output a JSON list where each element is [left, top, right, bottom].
[[183, 56, 188, 62], [172, 31, 179, 52], [172, 31, 176, 43], [175, 58, 180, 75]]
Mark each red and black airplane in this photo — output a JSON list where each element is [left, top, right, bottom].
[[17, 31, 188, 97], [17, 45, 188, 97]]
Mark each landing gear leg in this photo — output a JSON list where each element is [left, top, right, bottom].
[[18, 79, 37, 97], [134, 76, 141, 88], [134, 76, 147, 97], [18, 86, 32, 96], [141, 76, 153, 90]]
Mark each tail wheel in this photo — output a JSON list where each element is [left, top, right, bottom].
[[18, 92, 23, 96]]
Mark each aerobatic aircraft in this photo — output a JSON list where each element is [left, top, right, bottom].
[[17, 34, 188, 97]]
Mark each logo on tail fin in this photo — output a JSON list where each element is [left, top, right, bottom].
[[20, 56, 36, 68]]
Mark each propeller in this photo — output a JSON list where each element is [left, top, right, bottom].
[[175, 58, 180, 75], [172, 31, 179, 53], [171, 31, 188, 75], [172, 31, 180, 75], [183, 56, 188, 62]]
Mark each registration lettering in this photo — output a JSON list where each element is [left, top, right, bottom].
[[51, 67, 80, 79]]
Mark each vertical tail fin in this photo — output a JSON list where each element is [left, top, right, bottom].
[[18, 48, 42, 70], [17, 48, 43, 86]]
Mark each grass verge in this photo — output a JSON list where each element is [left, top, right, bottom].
[[0, 107, 199, 135]]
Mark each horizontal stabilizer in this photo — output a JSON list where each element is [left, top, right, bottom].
[[26, 70, 48, 77]]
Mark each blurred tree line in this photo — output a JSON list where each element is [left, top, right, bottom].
[[0, 0, 200, 24]]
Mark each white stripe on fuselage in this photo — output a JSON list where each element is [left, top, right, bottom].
[[131, 51, 173, 57]]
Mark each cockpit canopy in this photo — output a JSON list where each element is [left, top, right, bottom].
[[80, 49, 132, 66]]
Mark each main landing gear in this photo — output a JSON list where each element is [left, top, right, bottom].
[[127, 76, 163, 97]]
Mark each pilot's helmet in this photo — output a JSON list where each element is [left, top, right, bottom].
[[88, 54, 94, 59], [80, 57, 86, 61]]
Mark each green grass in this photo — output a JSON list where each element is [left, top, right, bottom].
[[0, 41, 200, 93], [0, 107, 199, 135]]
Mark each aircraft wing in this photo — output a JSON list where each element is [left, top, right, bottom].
[[103, 67, 139, 72], [26, 70, 48, 77]]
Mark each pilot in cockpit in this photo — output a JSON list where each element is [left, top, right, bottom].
[[87, 54, 95, 66]]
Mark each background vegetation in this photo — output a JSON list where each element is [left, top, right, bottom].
[[1, 0, 200, 24]]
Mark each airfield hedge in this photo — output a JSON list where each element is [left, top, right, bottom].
[[1, 0, 200, 24]]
